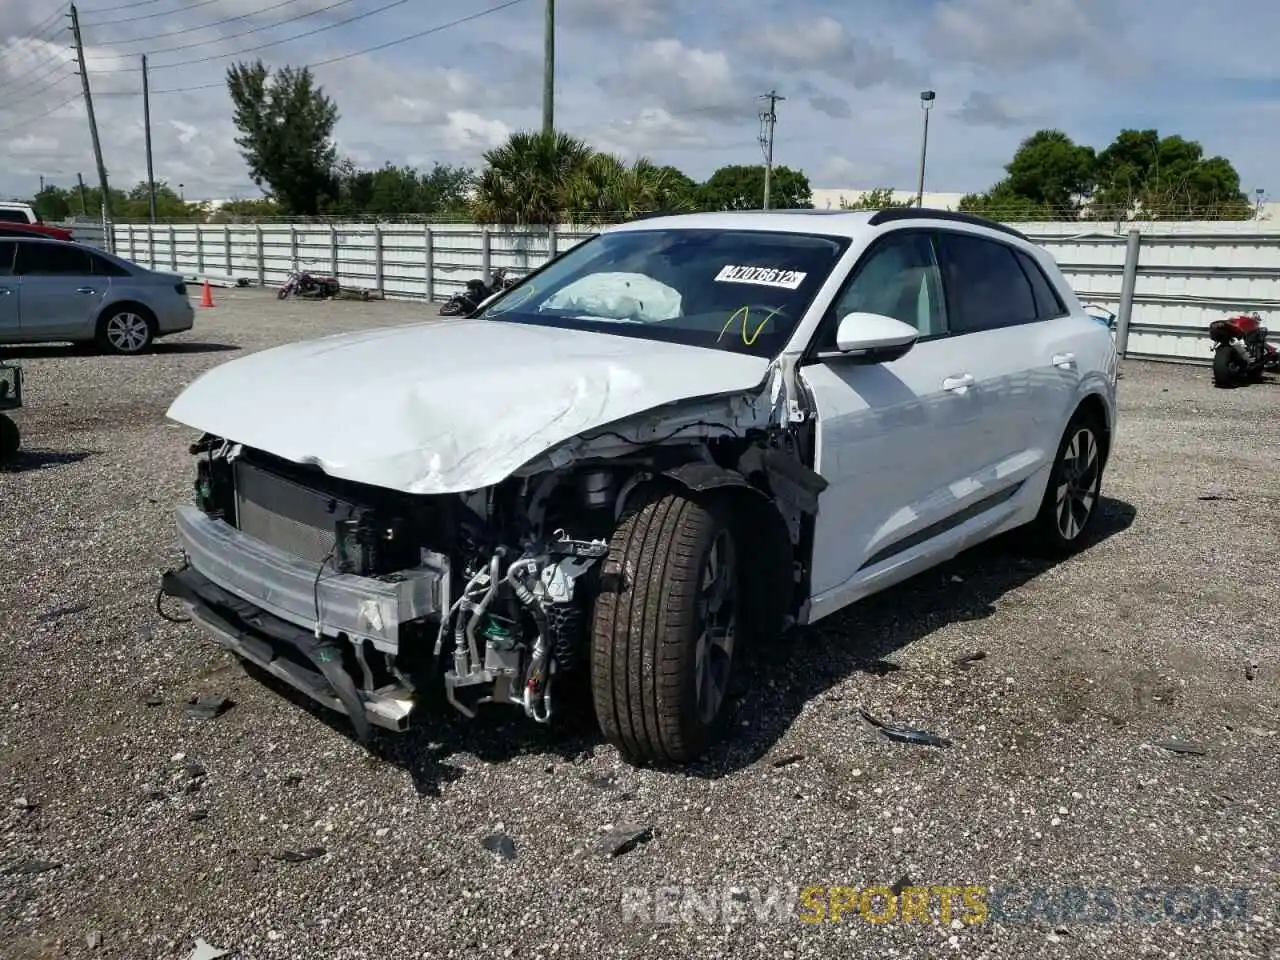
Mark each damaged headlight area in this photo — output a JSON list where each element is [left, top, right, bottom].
[[160, 426, 802, 745]]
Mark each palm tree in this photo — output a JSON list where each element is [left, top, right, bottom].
[[471, 131, 700, 224], [471, 130, 594, 224]]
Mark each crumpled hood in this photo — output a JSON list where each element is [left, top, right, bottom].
[[166, 318, 771, 494]]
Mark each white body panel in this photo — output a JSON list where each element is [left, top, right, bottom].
[[166, 317, 771, 495], [166, 209, 1118, 624]]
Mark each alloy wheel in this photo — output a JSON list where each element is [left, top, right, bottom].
[[105, 313, 150, 353], [694, 529, 738, 724], [1056, 426, 1101, 540]]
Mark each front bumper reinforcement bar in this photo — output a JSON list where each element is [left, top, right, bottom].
[[161, 565, 416, 739]]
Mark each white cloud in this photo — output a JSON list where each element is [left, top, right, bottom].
[[0, 0, 1271, 201], [441, 111, 511, 152]]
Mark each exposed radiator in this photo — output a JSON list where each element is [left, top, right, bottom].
[[232, 460, 356, 566]]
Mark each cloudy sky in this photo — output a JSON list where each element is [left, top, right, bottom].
[[0, 0, 1276, 202]]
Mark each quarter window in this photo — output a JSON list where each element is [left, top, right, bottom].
[[937, 233, 1038, 333], [0, 241, 15, 276], [90, 253, 131, 277], [827, 231, 947, 341], [1015, 249, 1066, 320]]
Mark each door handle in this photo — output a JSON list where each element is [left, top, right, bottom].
[[1052, 352, 1076, 369], [76, 286, 96, 295], [942, 373, 975, 392], [0, 287, 11, 295]]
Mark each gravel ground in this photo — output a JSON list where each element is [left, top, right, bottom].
[[1, 289, 1277, 960]]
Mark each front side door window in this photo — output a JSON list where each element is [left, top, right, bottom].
[[824, 230, 948, 342]]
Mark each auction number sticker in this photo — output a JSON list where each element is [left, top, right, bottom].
[[714, 264, 807, 290]]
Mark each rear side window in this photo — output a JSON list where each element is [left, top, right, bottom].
[[0, 210, 29, 224], [0, 241, 14, 275], [1015, 250, 1066, 319], [937, 232, 1038, 333], [90, 253, 131, 277], [15, 242, 93, 276]]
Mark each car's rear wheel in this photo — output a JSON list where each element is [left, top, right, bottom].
[[591, 486, 743, 765], [96, 307, 155, 355], [1023, 409, 1106, 556], [0, 414, 19, 462]]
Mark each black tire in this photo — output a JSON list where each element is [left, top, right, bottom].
[[277, 286, 290, 300], [0, 414, 18, 462], [591, 487, 744, 765], [1213, 344, 1246, 387], [1022, 409, 1106, 557], [95, 306, 155, 355]]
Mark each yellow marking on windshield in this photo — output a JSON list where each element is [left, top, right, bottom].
[[717, 305, 784, 346]]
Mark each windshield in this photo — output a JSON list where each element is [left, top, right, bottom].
[[478, 227, 850, 356]]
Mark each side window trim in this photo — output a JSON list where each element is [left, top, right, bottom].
[[934, 228, 1039, 336], [802, 227, 949, 362], [1013, 248, 1068, 321]]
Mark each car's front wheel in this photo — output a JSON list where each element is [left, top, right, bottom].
[[1024, 409, 1106, 556], [591, 486, 743, 765], [96, 307, 155, 355]]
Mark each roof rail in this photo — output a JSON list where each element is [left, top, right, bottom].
[[866, 207, 1029, 240]]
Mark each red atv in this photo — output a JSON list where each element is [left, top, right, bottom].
[[1209, 311, 1280, 387]]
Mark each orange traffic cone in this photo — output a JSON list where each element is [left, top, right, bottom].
[[200, 280, 214, 308]]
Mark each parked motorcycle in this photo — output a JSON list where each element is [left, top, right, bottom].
[[1208, 311, 1280, 387], [438, 267, 516, 317], [278, 261, 341, 300]]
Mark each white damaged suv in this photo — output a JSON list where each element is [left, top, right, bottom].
[[160, 208, 1118, 764]]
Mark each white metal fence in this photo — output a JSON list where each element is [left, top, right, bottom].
[[79, 218, 1280, 364]]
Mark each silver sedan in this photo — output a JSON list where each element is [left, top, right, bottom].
[[0, 236, 195, 355]]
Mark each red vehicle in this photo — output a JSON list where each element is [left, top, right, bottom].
[[1209, 311, 1280, 387], [0, 221, 76, 242]]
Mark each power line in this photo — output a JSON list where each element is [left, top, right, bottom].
[[89, 0, 312, 46], [81, 0, 234, 29], [87, 0, 358, 60], [94, 0, 415, 72], [0, 57, 77, 100], [20, 4, 70, 40], [0, 91, 82, 138], [0, 24, 69, 71], [79, 0, 184, 13], [133, 0, 531, 95]]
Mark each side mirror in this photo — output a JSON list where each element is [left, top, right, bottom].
[[826, 311, 919, 362]]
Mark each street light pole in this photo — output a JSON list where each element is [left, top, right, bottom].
[[915, 90, 935, 208]]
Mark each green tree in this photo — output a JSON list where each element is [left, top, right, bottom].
[[471, 130, 595, 224], [1091, 129, 1250, 219], [559, 154, 697, 222], [697, 164, 813, 211], [32, 185, 71, 221], [323, 161, 476, 218], [840, 187, 912, 210], [227, 60, 339, 215], [208, 196, 282, 222], [653, 164, 700, 210], [1001, 129, 1097, 214]]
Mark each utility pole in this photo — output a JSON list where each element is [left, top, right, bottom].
[[541, 0, 554, 136], [757, 90, 784, 209], [142, 54, 157, 223], [69, 4, 112, 225], [39, 175, 45, 193], [76, 173, 88, 216], [915, 90, 936, 208]]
